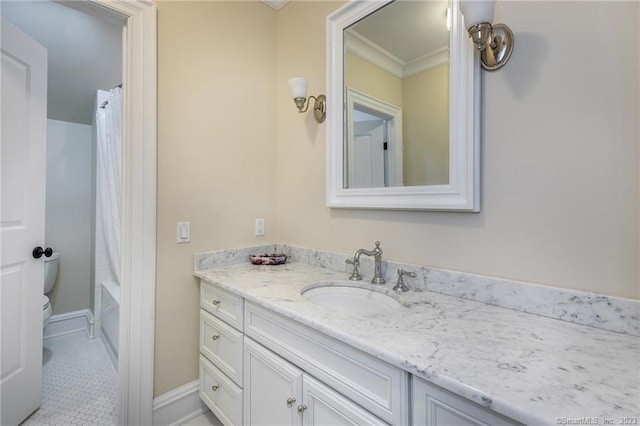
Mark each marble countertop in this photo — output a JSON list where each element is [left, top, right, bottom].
[[195, 262, 639, 425]]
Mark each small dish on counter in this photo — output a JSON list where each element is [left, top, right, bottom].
[[249, 253, 288, 265]]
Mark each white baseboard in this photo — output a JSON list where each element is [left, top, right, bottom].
[[152, 380, 213, 426], [44, 308, 94, 340]]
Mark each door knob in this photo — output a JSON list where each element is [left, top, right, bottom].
[[33, 247, 53, 259]]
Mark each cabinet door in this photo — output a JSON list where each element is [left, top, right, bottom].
[[302, 375, 388, 426], [412, 377, 520, 426], [244, 337, 303, 426]]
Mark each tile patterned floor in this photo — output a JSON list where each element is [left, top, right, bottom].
[[21, 333, 118, 426]]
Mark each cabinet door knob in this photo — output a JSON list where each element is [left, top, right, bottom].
[[212, 300, 220, 306], [297, 404, 307, 413], [211, 335, 220, 340], [286, 397, 296, 407], [211, 385, 219, 391]]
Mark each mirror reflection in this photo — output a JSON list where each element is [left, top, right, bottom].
[[344, 0, 450, 188]]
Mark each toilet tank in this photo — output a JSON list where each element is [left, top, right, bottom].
[[43, 252, 59, 294]]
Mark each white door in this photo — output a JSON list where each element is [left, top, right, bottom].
[[0, 19, 48, 426], [352, 120, 386, 188]]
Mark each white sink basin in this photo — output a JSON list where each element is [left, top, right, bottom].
[[301, 282, 401, 315]]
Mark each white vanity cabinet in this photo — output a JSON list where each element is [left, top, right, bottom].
[[244, 301, 408, 425], [412, 377, 521, 426], [199, 279, 407, 425], [244, 337, 387, 425], [199, 279, 520, 426]]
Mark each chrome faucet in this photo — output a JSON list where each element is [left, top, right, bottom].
[[346, 241, 385, 284]]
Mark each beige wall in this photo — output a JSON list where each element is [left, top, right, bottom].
[[402, 64, 449, 186], [344, 51, 402, 107], [276, 0, 638, 300], [155, 1, 277, 396], [155, 0, 639, 397]]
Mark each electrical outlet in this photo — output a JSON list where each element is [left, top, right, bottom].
[[255, 218, 265, 236]]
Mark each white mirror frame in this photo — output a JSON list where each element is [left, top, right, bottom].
[[326, 0, 481, 211]]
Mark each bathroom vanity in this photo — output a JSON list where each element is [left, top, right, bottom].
[[198, 277, 519, 425], [194, 249, 639, 425]]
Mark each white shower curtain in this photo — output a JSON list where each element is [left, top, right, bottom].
[[96, 86, 122, 285]]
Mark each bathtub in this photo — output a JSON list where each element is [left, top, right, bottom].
[[100, 280, 119, 367]]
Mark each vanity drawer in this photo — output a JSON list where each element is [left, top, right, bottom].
[[201, 280, 244, 331], [244, 302, 409, 425], [200, 310, 243, 386], [200, 355, 243, 426]]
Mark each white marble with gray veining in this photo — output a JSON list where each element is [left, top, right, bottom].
[[194, 260, 639, 425], [195, 244, 277, 270], [195, 245, 640, 336], [202, 244, 638, 336]]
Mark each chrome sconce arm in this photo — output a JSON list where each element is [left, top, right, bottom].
[[289, 77, 326, 123], [460, 0, 514, 71], [292, 94, 327, 123]]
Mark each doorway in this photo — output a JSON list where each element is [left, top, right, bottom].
[[0, 1, 156, 424], [346, 87, 403, 189]]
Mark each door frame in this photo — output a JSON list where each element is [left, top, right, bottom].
[[346, 87, 403, 188], [63, 0, 157, 424]]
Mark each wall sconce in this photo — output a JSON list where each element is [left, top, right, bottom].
[[288, 77, 326, 123], [459, 0, 514, 71]]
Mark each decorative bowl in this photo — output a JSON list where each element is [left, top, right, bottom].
[[249, 253, 288, 265]]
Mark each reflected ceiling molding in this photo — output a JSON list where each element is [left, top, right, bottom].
[[345, 29, 449, 79], [345, 29, 404, 78], [403, 47, 449, 78], [261, 0, 289, 11]]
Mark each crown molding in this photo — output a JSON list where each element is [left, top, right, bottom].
[[345, 29, 404, 78], [403, 47, 449, 78], [261, 0, 289, 11], [345, 29, 449, 79]]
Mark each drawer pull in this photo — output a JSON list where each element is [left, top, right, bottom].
[[211, 335, 220, 340], [286, 397, 296, 407], [211, 385, 219, 391], [297, 404, 307, 413], [211, 299, 220, 306]]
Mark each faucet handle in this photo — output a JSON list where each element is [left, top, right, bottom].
[[393, 269, 416, 292], [345, 258, 363, 281]]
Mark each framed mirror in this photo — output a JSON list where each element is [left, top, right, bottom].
[[326, 0, 480, 211]]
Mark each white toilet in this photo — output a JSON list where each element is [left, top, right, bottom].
[[43, 252, 59, 327]]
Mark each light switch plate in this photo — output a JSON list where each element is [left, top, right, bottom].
[[177, 222, 190, 243]]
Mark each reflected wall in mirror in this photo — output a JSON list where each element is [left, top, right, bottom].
[[344, 0, 450, 188], [326, 0, 480, 211]]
